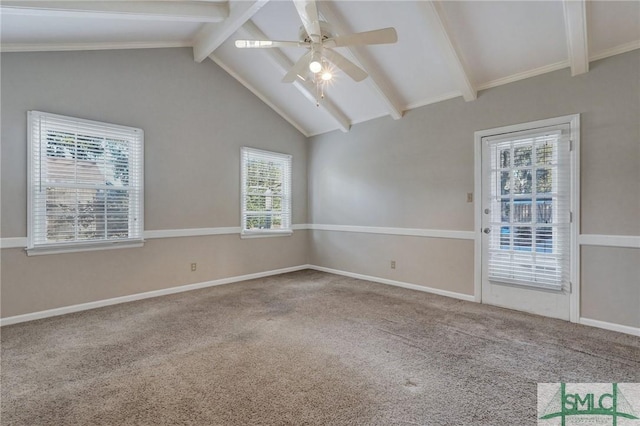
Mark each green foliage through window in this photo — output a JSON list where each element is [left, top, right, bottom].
[[241, 148, 291, 232], [29, 111, 143, 250]]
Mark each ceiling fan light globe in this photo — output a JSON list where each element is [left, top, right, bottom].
[[321, 71, 332, 81], [309, 60, 322, 73]]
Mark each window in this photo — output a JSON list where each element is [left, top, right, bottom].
[[28, 111, 144, 255], [485, 124, 572, 289], [241, 147, 292, 237]]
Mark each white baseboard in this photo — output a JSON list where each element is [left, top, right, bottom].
[[0, 264, 475, 326], [579, 317, 640, 337], [308, 265, 476, 302], [3, 264, 637, 338], [0, 265, 309, 327]]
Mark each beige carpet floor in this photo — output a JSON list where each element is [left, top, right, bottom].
[[2, 270, 639, 425]]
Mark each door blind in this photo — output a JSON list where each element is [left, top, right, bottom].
[[484, 125, 571, 290]]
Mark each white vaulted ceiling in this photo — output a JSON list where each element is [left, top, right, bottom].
[[2, 1, 639, 136]]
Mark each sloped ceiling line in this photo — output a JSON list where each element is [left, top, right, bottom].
[[208, 53, 311, 137], [240, 20, 350, 132], [318, 2, 404, 120], [193, 0, 269, 63], [418, 1, 477, 102], [562, 0, 589, 76]]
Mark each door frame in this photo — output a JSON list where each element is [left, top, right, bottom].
[[473, 114, 581, 323]]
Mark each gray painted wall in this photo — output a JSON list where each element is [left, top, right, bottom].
[[2, 47, 638, 329], [308, 50, 640, 327], [1, 48, 309, 317], [2, 233, 309, 317], [581, 246, 640, 327]]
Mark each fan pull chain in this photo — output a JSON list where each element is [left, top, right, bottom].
[[314, 73, 326, 107], [315, 75, 321, 107]]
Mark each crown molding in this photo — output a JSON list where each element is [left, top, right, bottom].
[[1, 41, 192, 53], [403, 91, 461, 112], [477, 60, 570, 91]]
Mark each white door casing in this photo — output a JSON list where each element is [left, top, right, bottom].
[[474, 115, 580, 322]]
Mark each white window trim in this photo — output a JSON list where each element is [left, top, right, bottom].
[[26, 240, 145, 256], [240, 229, 293, 239], [240, 147, 292, 238], [474, 114, 580, 322], [27, 111, 145, 255]]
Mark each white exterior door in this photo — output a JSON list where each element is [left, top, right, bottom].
[[478, 116, 579, 321]]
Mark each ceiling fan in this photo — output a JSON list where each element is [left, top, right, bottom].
[[234, 0, 397, 85]]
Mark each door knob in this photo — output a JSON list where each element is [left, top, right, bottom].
[[483, 228, 491, 234]]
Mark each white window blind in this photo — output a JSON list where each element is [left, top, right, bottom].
[[485, 125, 571, 290], [241, 147, 292, 236], [28, 111, 144, 254]]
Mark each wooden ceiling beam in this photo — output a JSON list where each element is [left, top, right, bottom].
[[239, 20, 351, 133], [419, 1, 476, 102], [0, 1, 229, 23], [192, 0, 269, 63], [563, 0, 589, 76], [319, 2, 404, 120]]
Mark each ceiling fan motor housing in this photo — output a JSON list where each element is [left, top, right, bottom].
[[299, 21, 333, 43]]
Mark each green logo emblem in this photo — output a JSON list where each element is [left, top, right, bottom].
[[539, 383, 639, 425]]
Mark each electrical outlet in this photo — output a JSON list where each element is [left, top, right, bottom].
[[190, 263, 197, 272], [391, 260, 396, 269], [467, 192, 473, 203]]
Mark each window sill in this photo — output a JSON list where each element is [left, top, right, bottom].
[[26, 240, 144, 256], [240, 230, 293, 239]]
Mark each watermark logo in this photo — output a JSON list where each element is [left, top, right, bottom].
[[538, 383, 639, 425]]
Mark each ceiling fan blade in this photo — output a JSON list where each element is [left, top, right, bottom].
[[325, 27, 398, 48], [282, 50, 313, 83], [323, 49, 368, 82], [293, 0, 322, 42], [235, 40, 307, 49]]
